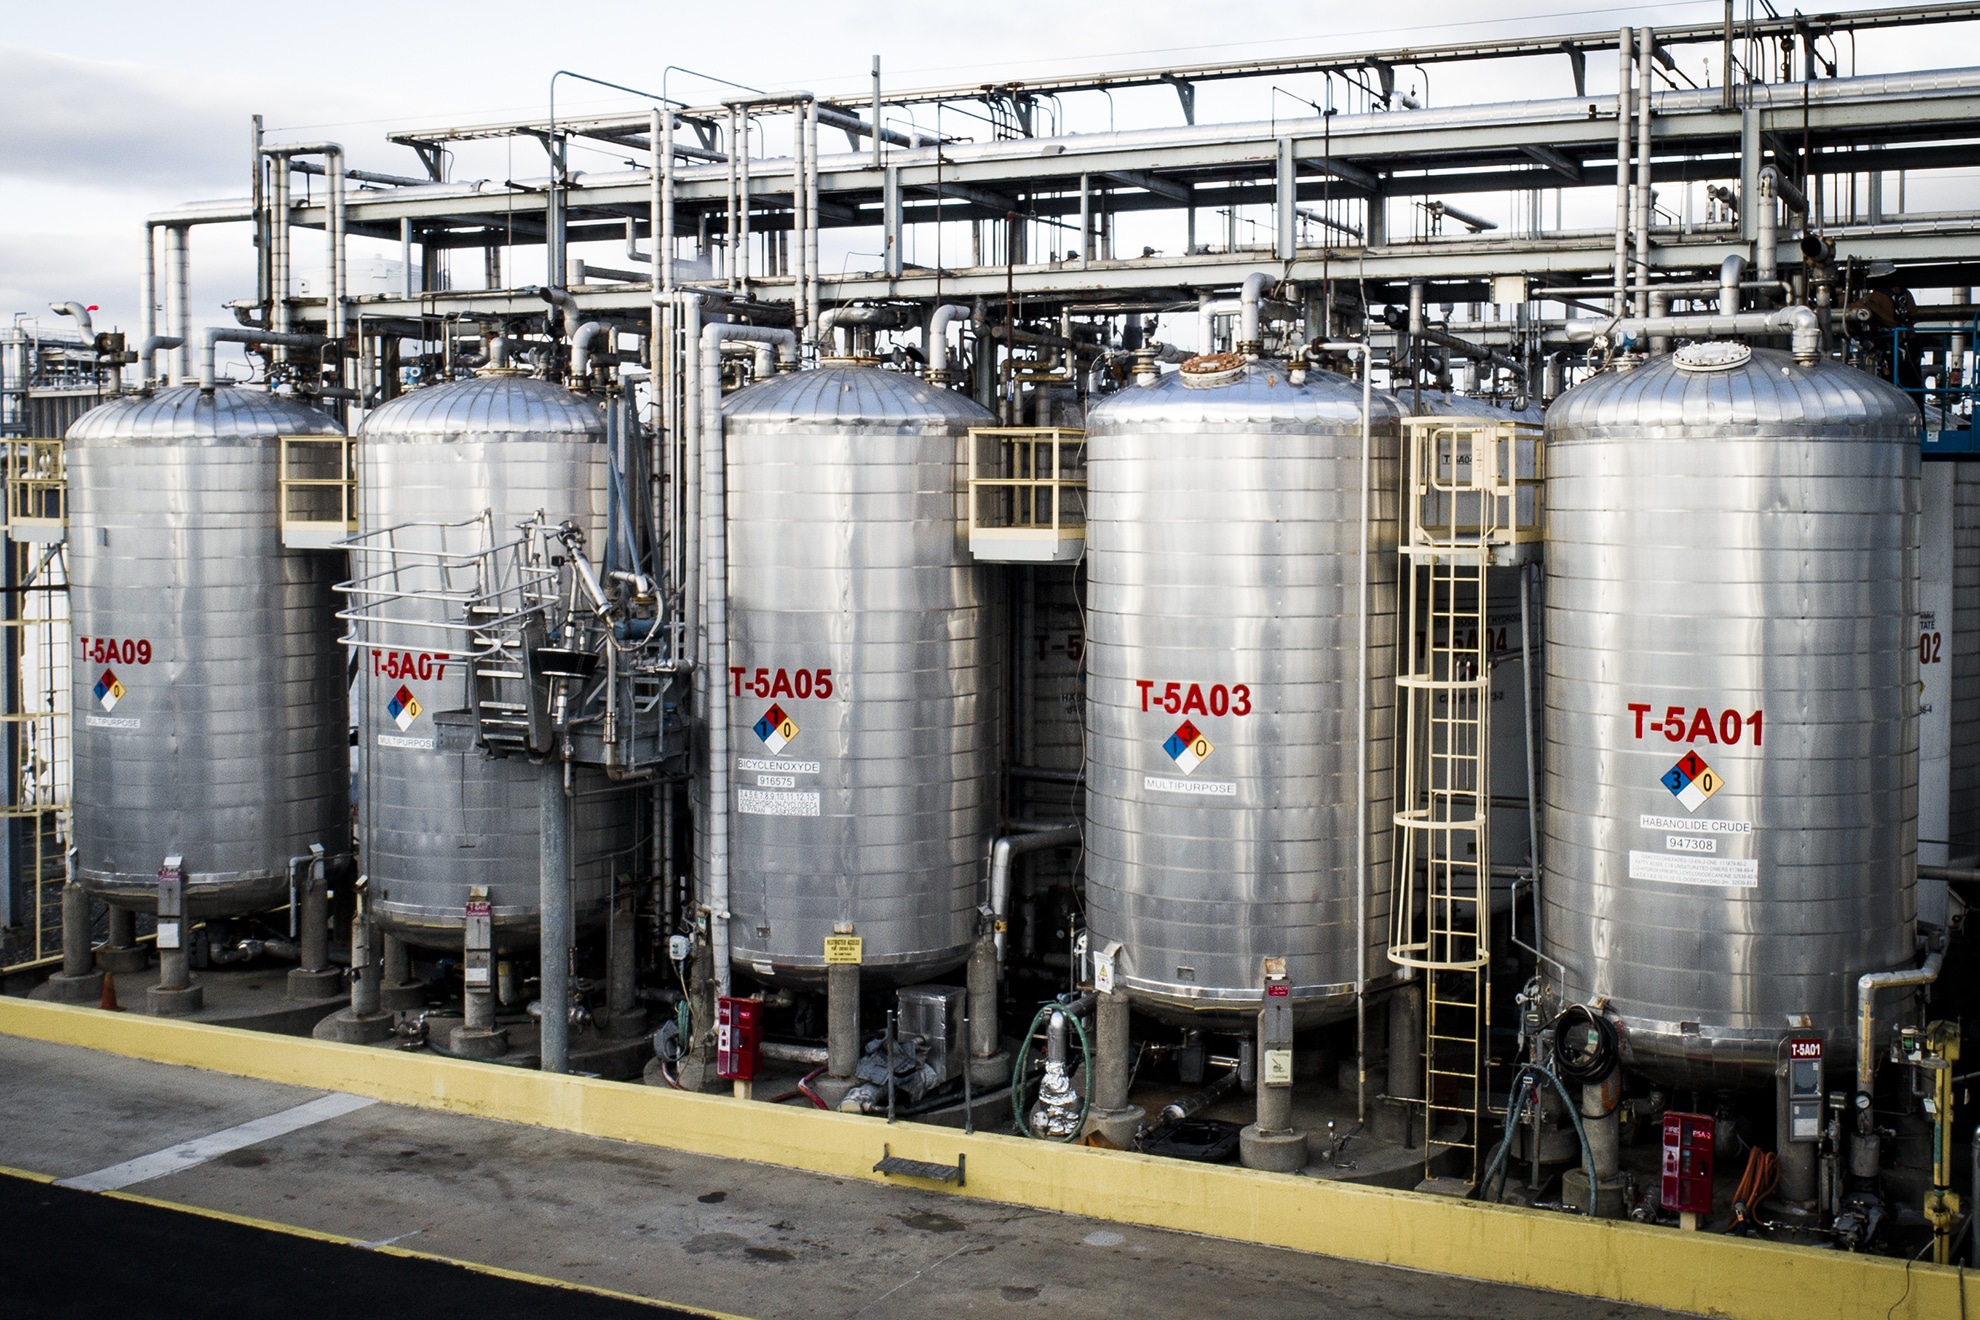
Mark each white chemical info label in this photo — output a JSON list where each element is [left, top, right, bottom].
[[1640, 814, 1750, 835], [738, 789, 821, 817], [1145, 776, 1237, 798], [738, 758, 819, 775], [1628, 850, 1757, 888]]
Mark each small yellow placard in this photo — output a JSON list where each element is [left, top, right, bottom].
[[824, 935, 863, 966]]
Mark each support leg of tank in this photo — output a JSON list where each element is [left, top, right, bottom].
[[538, 764, 572, 1074], [1240, 1007, 1307, 1173], [1081, 988, 1144, 1147], [813, 960, 862, 1110], [321, 911, 394, 1044], [96, 904, 147, 974], [1373, 979, 1423, 1149], [146, 942, 202, 1016], [965, 933, 1010, 1090], [602, 881, 646, 1038], [43, 871, 104, 1003], [378, 933, 425, 1011]]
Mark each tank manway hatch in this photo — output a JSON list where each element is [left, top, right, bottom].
[[966, 427, 1085, 562]]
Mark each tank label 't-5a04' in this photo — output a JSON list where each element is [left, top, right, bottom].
[[1626, 703, 1762, 746]]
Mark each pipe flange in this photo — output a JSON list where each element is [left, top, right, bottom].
[[1179, 352, 1247, 388], [1672, 341, 1752, 373]]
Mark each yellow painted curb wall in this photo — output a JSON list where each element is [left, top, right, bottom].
[[2, 996, 1971, 1320]]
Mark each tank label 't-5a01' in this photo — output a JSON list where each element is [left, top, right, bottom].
[[1626, 703, 1762, 746]]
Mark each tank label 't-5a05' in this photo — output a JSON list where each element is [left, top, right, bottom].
[[1626, 703, 1762, 746], [730, 666, 834, 700]]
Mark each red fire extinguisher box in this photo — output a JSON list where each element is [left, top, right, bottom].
[[717, 996, 760, 1081], [1660, 1111, 1715, 1216]]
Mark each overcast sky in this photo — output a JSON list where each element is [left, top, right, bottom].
[[1, 1, 1962, 342]]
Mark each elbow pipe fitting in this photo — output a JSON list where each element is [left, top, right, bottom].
[[537, 285, 582, 338], [1564, 305, 1822, 366], [1854, 947, 1948, 1097], [986, 824, 1082, 964], [49, 302, 93, 344], [570, 320, 615, 385], [139, 335, 184, 387], [1238, 272, 1273, 356], [817, 304, 916, 355], [199, 327, 336, 392], [1718, 254, 1748, 316], [927, 304, 971, 377]]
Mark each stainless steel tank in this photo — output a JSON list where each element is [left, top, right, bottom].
[[1083, 358, 1403, 1026], [67, 385, 350, 915], [1542, 343, 1919, 1086], [355, 373, 634, 949], [707, 365, 998, 986]]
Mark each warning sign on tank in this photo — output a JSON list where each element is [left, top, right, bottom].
[[94, 668, 125, 713], [387, 684, 422, 731], [1660, 751, 1721, 814], [753, 703, 799, 754], [1163, 720, 1213, 775]]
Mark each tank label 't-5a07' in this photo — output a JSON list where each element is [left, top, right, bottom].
[[1626, 703, 1763, 746]]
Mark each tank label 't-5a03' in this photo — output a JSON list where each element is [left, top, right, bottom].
[[1135, 680, 1252, 717], [1626, 703, 1762, 746]]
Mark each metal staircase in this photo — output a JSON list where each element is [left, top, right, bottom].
[[1388, 416, 1541, 1192]]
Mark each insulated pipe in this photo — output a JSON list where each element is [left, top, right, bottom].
[[659, 109, 676, 294], [803, 100, 821, 343], [1562, 306, 1822, 364], [138, 336, 183, 389], [1854, 947, 1947, 1097], [699, 322, 799, 999], [725, 106, 740, 289], [1237, 272, 1273, 355], [927, 304, 971, 378], [270, 159, 290, 335], [1633, 28, 1655, 318], [738, 108, 751, 293], [791, 106, 808, 338], [141, 222, 158, 371], [1197, 292, 1214, 352], [571, 320, 614, 382], [263, 144, 346, 339], [1718, 254, 1747, 315], [987, 824, 1082, 964], [49, 303, 93, 345], [1646, 289, 1670, 355], [1755, 169, 1781, 287], [540, 762, 573, 1074], [540, 285, 581, 338], [165, 226, 191, 384], [1613, 27, 1634, 314], [198, 327, 336, 392], [297, 850, 329, 973]]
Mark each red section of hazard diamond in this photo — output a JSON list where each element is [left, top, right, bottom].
[[1173, 720, 1200, 746], [1676, 751, 1708, 780], [395, 685, 415, 707], [762, 703, 787, 728]]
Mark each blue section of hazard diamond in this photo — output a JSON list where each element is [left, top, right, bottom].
[[1162, 731, 1187, 760], [1660, 766, 1687, 795]]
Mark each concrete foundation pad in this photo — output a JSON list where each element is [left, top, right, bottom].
[[1561, 1169, 1629, 1219], [1083, 1104, 1146, 1149], [146, 983, 205, 1016], [967, 1050, 1010, 1090], [448, 1026, 510, 1059], [598, 1011, 649, 1041], [1239, 1124, 1309, 1173], [37, 971, 104, 1005], [569, 1031, 650, 1080], [1370, 1095, 1420, 1149], [286, 967, 345, 1000], [377, 981, 428, 1012], [314, 1008, 396, 1045], [809, 1075, 860, 1110], [94, 945, 149, 975]]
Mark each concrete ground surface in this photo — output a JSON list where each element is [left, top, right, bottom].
[[0, 1034, 1691, 1320]]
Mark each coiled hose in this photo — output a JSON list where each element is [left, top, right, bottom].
[[1010, 1002, 1093, 1141], [1551, 1004, 1620, 1089], [1480, 1062, 1600, 1217]]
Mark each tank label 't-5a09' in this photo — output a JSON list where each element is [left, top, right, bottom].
[[1626, 703, 1763, 746]]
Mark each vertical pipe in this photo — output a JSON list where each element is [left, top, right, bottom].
[[327, 147, 346, 338], [739, 111, 752, 295], [660, 109, 676, 295], [701, 330, 733, 999], [870, 56, 883, 170], [60, 851, 89, 979], [250, 116, 268, 314], [607, 879, 639, 1034], [1721, 0, 1736, 111], [804, 100, 821, 343], [726, 107, 740, 290], [140, 223, 157, 383], [1355, 345, 1371, 1124], [1633, 28, 1655, 318], [540, 763, 572, 1073], [1079, 174, 1091, 269], [271, 159, 291, 335], [792, 106, 808, 337], [1612, 27, 1633, 315], [401, 217, 414, 300], [165, 227, 191, 385]]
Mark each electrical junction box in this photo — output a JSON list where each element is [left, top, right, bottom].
[[1786, 1038, 1824, 1142], [1661, 1111, 1715, 1215], [897, 984, 967, 1084], [155, 857, 184, 950], [716, 996, 760, 1082]]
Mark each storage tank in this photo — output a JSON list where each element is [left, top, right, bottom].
[[706, 364, 998, 986], [68, 386, 349, 914], [1542, 343, 1919, 1086], [1083, 355, 1402, 1026], [355, 372, 635, 949]]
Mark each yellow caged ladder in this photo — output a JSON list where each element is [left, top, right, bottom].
[[1389, 416, 1542, 1192]]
